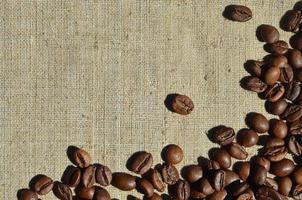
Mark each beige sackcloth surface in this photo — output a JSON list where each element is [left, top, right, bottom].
[[1, 0, 300, 199]]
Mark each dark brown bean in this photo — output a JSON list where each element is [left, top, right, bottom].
[[190, 186, 207, 199], [237, 129, 259, 147], [279, 65, 294, 83], [234, 162, 250, 182], [205, 160, 220, 171], [148, 169, 165, 192], [61, 165, 81, 188], [52, 181, 72, 200], [224, 5, 252, 22], [171, 94, 194, 115], [244, 60, 264, 77], [263, 83, 285, 102], [241, 76, 267, 93], [181, 165, 203, 183], [246, 112, 269, 133], [95, 164, 112, 186], [263, 137, 286, 162], [206, 189, 227, 200], [76, 186, 95, 200], [253, 156, 271, 172], [264, 177, 278, 191], [270, 158, 294, 177], [269, 119, 288, 139], [211, 148, 231, 169], [265, 99, 288, 115], [210, 126, 235, 146], [284, 81, 301, 101], [82, 165, 96, 188], [255, 186, 284, 200], [265, 40, 289, 55], [288, 49, 302, 69], [263, 66, 280, 85], [19, 189, 38, 200], [171, 180, 190, 200], [137, 179, 154, 198], [129, 151, 153, 175], [32, 175, 54, 195], [257, 24, 279, 43], [162, 144, 183, 165], [268, 55, 288, 68], [224, 169, 240, 186], [94, 186, 111, 200], [277, 177, 292, 196], [229, 181, 249, 197], [293, 167, 302, 184], [289, 120, 302, 135], [161, 164, 180, 185], [145, 193, 162, 200], [196, 177, 215, 196], [251, 165, 267, 185], [293, 184, 302, 200], [288, 135, 302, 156], [280, 104, 302, 122], [295, 68, 302, 82], [236, 192, 253, 200], [225, 143, 248, 160], [111, 172, 137, 191], [282, 10, 302, 32], [210, 170, 226, 191], [73, 148, 91, 168]]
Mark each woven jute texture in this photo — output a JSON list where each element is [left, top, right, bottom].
[[0, 0, 300, 199]]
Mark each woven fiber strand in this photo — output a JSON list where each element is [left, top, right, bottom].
[[0, 0, 298, 199]]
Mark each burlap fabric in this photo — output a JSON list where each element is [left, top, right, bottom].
[[1, 0, 299, 199]]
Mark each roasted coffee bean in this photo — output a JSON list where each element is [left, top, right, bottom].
[[73, 148, 91, 168], [277, 177, 292, 196], [264, 177, 278, 190], [291, 34, 302, 50], [236, 192, 253, 200], [234, 162, 250, 181], [253, 156, 271, 171], [265, 40, 289, 55], [76, 186, 95, 200], [255, 186, 284, 200], [251, 165, 267, 185], [224, 5, 252, 22], [129, 151, 153, 175], [241, 76, 267, 93], [52, 181, 72, 200], [279, 65, 294, 83], [161, 164, 180, 185], [196, 178, 215, 196], [263, 137, 286, 162], [171, 94, 194, 115], [268, 55, 288, 68], [61, 165, 81, 188], [285, 81, 301, 101], [19, 189, 38, 200], [145, 193, 162, 200], [32, 175, 54, 195], [148, 169, 165, 192], [264, 83, 285, 102], [293, 167, 302, 184], [229, 181, 249, 197], [257, 24, 279, 43], [111, 172, 137, 191], [282, 10, 302, 32], [225, 143, 248, 160], [210, 170, 226, 191], [210, 126, 235, 146], [263, 66, 280, 85], [296, 68, 302, 82], [224, 169, 240, 186], [270, 158, 294, 177], [281, 104, 302, 122], [94, 186, 111, 200], [205, 160, 220, 171], [265, 99, 288, 115], [95, 164, 112, 186], [206, 189, 227, 200], [162, 144, 183, 165], [246, 112, 269, 133], [137, 179, 154, 198], [171, 180, 190, 200], [269, 119, 288, 139], [181, 165, 203, 183], [82, 165, 96, 188], [211, 148, 231, 169], [293, 184, 302, 200], [237, 129, 259, 147], [288, 49, 302, 69], [288, 135, 302, 155], [289, 120, 302, 135], [245, 60, 264, 77], [190, 186, 207, 199]]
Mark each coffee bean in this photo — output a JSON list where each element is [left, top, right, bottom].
[[246, 112, 269, 133], [245, 60, 264, 77], [19, 189, 38, 200], [263, 66, 280, 85], [264, 177, 278, 190], [205, 160, 220, 171], [94, 186, 111, 200], [269, 119, 288, 139], [288, 49, 302, 69], [289, 120, 302, 135], [61, 165, 81, 188], [211, 148, 231, 169], [129, 151, 153, 175], [162, 144, 183, 165], [292, 184, 302, 200], [76, 186, 95, 200], [224, 5, 252, 22], [277, 177, 292, 196], [296, 68, 302, 82], [288, 135, 302, 155], [281, 104, 302, 122], [147, 169, 165, 192], [265, 99, 288, 115], [229, 180, 249, 197], [257, 24, 279, 43], [265, 40, 289, 55], [291, 34, 302, 50], [111, 172, 137, 191], [285, 81, 301, 101], [234, 162, 250, 182], [137, 179, 154, 198], [190, 186, 207, 199], [235, 192, 253, 200], [171, 94, 194, 115], [31, 175, 53, 195], [225, 143, 248, 160], [293, 167, 302, 184], [270, 158, 294, 177], [253, 156, 271, 171], [255, 186, 284, 200], [171, 180, 190, 200], [161, 164, 180, 185], [210, 170, 226, 191], [279, 65, 294, 83], [224, 169, 240, 186], [52, 181, 72, 200], [181, 165, 203, 183], [251, 165, 267, 185], [263, 137, 287, 162], [145, 193, 162, 200], [206, 189, 227, 200], [241, 76, 267, 93], [268, 55, 288, 68], [82, 165, 96, 188], [282, 10, 302, 32], [210, 126, 235, 146], [196, 177, 214, 196], [264, 83, 285, 102], [73, 148, 91, 168], [95, 164, 112, 186], [237, 129, 259, 147]]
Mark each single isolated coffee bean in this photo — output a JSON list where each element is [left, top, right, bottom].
[[229, 180, 249, 197], [19, 189, 38, 200], [211, 148, 231, 169], [160, 164, 180, 185], [265, 40, 289, 55], [256, 24, 279, 43], [224, 169, 240, 186], [206, 189, 227, 200], [225, 143, 248, 160], [82, 165, 96, 188], [253, 156, 271, 172], [265, 99, 288, 115], [234, 162, 250, 181], [211, 126, 235, 146], [171, 94, 194, 115], [282, 10, 302, 32], [293, 184, 302, 200], [288, 135, 302, 155], [284, 81, 301, 101], [245, 60, 264, 77], [288, 49, 302, 69], [293, 167, 302, 184], [224, 5, 252, 22], [129, 151, 153, 175], [279, 65, 294, 83], [246, 112, 269, 133], [171, 180, 190, 200], [196, 177, 214, 196], [61, 165, 81, 188], [52, 181, 73, 200], [263, 66, 280, 85], [31, 175, 54, 195], [94, 186, 111, 200], [269, 119, 288, 139], [162, 144, 183, 165], [111, 172, 137, 191], [280, 104, 302, 122], [237, 129, 259, 147], [95, 164, 112, 186], [263, 137, 287, 162], [251, 165, 267, 185], [181, 165, 203, 183], [137, 179, 154, 198], [73, 148, 92, 168], [277, 176, 292, 196], [210, 170, 226, 191], [270, 158, 294, 177], [241, 76, 267, 93], [263, 83, 285, 102], [76, 186, 95, 200], [255, 186, 284, 200], [289, 119, 302, 135]]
